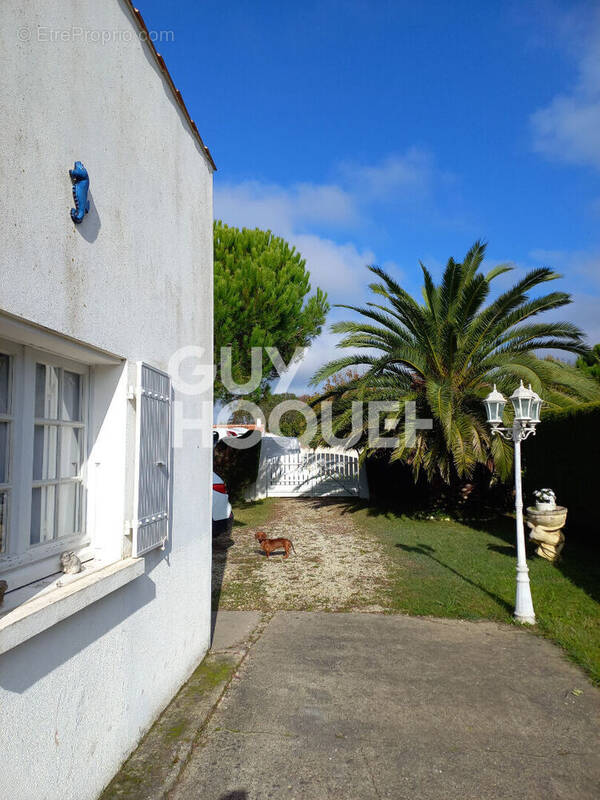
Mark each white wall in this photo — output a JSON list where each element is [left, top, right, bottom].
[[0, 1, 214, 798]]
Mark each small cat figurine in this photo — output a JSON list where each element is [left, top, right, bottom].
[[0, 579, 7, 603], [60, 552, 82, 575]]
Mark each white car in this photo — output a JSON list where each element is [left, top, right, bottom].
[[212, 470, 233, 537]]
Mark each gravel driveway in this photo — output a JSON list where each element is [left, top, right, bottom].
[[213, 498, 390, 611]]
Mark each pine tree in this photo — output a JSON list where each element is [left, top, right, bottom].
[[214, 222, 329, 401]]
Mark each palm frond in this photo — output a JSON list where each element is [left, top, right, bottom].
[[309, 242, 592, 485]]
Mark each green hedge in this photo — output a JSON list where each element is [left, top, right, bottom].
[[365, 453, 513, 517], [523, 402, 600, 539]]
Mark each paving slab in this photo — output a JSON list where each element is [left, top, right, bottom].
[[170, 612, 600, 800], [211, 611, 263, 652]]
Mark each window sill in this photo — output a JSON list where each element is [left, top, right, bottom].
[[0, 557, 145, 655]]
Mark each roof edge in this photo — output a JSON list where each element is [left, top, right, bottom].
[[125, 3, 217, 171]]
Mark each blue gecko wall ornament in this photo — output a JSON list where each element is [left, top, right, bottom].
[[69, 161, 90, 224]]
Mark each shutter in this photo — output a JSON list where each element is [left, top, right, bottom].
[[132, 362, 171, 557]]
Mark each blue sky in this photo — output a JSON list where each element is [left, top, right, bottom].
[[141, 0, 600, 391]]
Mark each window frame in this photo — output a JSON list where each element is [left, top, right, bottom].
[[30, 355, 88, 547], [0, 341, 91, 588], [0, 340, 19, 556]]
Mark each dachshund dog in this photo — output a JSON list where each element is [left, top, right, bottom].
[[255, 531, 296, 559]]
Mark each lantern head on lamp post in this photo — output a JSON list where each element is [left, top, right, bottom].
[[483, 384, 507, 427], [509, 380, 536, 423], [529, 385, 543, 424]]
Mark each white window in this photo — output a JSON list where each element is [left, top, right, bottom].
[[0, 314, 173, 606], [31, 359, 87, 545], [0, 340, 89, 588]]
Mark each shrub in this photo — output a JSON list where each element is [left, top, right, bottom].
[[213, 434, 261, 504], [365, 451, 512, 518]]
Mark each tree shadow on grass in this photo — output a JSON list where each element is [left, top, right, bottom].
[[303, 496, 510, 525], [395, 542, 514, 615], [481, 517, 600, 605], [487, 544, 516, 557], [304, 497, 600, 606], [302, 496, 414, 519], [546, 540, 600, 604]]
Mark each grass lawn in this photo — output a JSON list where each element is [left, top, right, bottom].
[[231, 498, 274, 531], [349, 504, 600, 685]]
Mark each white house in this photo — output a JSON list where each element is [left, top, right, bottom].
[[0, 2, 215, 798]]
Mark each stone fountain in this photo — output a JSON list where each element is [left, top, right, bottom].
[[526, 506, 568, 562]]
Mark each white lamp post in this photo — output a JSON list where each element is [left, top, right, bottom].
[[483, 381, 542, 625]]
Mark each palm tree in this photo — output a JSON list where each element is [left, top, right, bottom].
[[310, 242, 599, 484]]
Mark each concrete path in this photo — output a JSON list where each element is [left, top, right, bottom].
[[170, 612, 600, 800], [100, 612, 264, 800]]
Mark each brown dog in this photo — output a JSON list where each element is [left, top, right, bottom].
[[255, 531, 296, 559]]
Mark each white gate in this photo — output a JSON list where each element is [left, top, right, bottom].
[[265, 449, 363, 497]]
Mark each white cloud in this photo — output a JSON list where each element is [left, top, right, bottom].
[[338, 147, 435, 201], [563, 293, 600, 345], [530, 9, 600, 169], [538, 290, 600, 352], [530, 247, 600, 286], [291, 233, 374, 298], [214, 147, 443, 238], [282, 331, 346, 395], [214, 176, 384, 393], [215, 181, 377, 305], [293, 184, 359, 227], [528, 248, 600, 348], [213, 151, 443, 395], [214, 158, 412, 306], [531, 96, 600, 169], [214, 180, 358, 235]]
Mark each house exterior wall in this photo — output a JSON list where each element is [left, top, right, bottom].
[[0, 2, 214, 798]]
